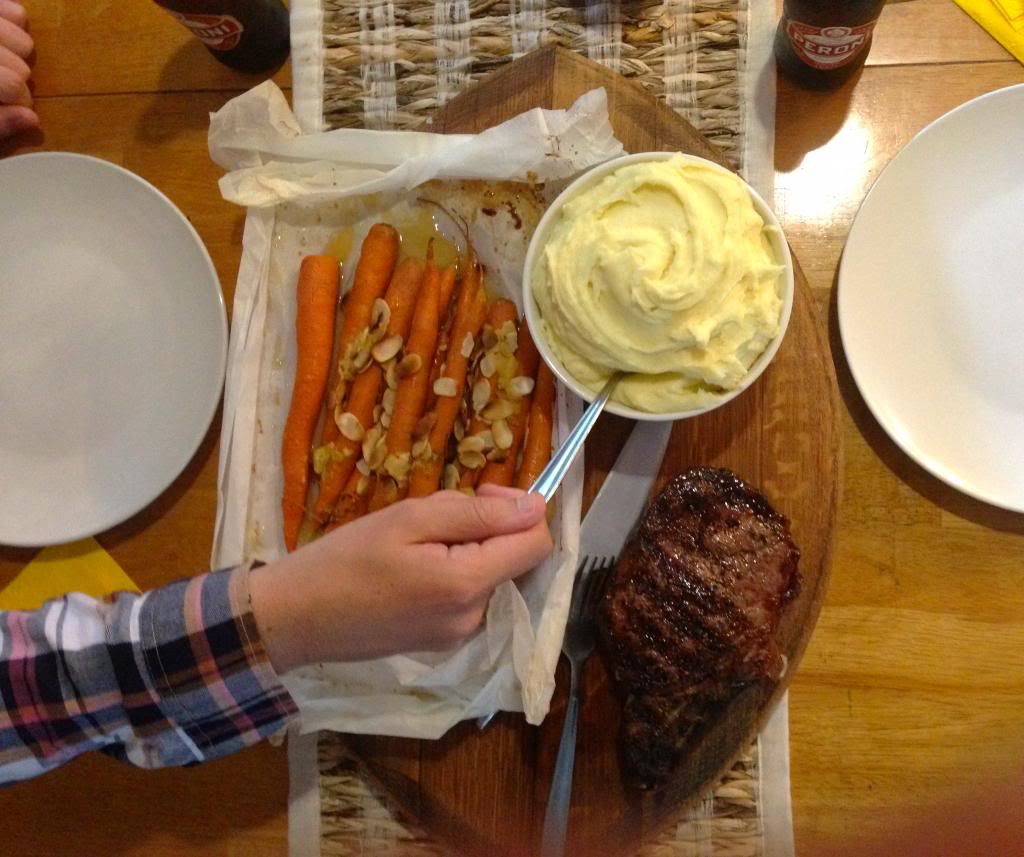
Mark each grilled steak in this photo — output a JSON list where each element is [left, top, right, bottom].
[[599, 467, 800, 789]]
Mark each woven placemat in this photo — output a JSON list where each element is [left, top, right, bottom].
[[303, 2, 782, 855], [318, 731, 762, 857], [322, 0, 749, 168]]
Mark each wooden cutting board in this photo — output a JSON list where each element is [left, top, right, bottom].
[[345, 46, 841, 857]]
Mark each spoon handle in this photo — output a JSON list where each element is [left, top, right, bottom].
[[530, 373, 620, 502]]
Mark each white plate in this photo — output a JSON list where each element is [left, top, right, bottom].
[[839, 85, 1024, 512], [0, 153, 227, 546]]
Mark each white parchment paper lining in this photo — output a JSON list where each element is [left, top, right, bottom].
[[208, 80, 624, 739]]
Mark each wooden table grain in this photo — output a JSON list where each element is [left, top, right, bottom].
[[2, 1, 1023, 855]]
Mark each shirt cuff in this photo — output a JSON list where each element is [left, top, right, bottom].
[[135, 565, 298, 765]]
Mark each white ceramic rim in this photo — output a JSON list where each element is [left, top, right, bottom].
[[0, 152, 228, 547], [837, 83, 1024, 514], [523, 151, 795, 421]]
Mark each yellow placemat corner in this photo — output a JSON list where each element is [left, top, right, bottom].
[[954, 0, 1024, 60], [0, 538, 139, 611]]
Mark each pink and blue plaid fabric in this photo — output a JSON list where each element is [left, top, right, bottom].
[[0, 566, 296, 784]]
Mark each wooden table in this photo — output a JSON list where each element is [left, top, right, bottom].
[[2, 1, 1023, 854]]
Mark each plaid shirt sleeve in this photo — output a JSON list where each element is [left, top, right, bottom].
[[0, 566, 297, 785]]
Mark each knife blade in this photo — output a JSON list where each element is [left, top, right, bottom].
[[579, 419, 673, 562]]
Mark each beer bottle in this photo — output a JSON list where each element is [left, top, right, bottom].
[[153, 0, 290, 74], [775, 0, 885, 89]]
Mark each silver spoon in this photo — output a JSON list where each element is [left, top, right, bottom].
[[529, 371, 622, 501]]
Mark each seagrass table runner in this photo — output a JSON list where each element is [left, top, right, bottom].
[[285, 1, 787, 853], [311, 0, 772, 180]]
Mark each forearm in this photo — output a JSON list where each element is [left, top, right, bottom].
[[0, 566, 296, 785]]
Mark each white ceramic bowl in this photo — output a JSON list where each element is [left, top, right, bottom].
[[523, 151, 794, 421]]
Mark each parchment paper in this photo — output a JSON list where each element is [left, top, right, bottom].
[[208, 82, 624, 736]]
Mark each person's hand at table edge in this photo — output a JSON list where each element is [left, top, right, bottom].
[[0, 487, 551, 785], [251, 485, 552, 671], [0, 0, 38, 139]]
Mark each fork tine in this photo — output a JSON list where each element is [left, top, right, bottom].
[[583, 561, 613, 614], [570, 556, 595, 614]]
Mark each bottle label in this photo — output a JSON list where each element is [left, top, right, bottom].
[[169, 12, 244, 51], [785, 19, 878, 69]]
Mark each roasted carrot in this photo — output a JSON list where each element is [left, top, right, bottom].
[[408, 265, 487, 497], [369, 262, 443, 510], [281, 255, 341, 551], [438, 265, 458, 321], [515, 362, 555, 490], [478, 323, 541, 487], [322, 223, 400, 442], [457, 298, 519, 490], [312, 258, 425, 523], [425, 265, 460, 390]]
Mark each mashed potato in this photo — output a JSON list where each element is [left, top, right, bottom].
[[531, 155, 784, 413]]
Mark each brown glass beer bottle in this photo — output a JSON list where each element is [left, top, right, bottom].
[[153, 0, 290, 74], [775, 0, 885, 89]]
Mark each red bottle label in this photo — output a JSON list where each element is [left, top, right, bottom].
[[785, 19, 878, 69], [169, 12, 244, 51]]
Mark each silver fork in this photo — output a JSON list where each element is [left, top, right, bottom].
[[539, 554, 615, 857]]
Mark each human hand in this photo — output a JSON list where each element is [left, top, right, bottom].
[[0, 0, 37, 138], [250, 485, 553, 672]]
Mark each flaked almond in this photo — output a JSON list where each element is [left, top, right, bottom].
[[363, 429, 385, 469], [472, 379, 491, 413], [372, 404, 383, 423], [412, 438, 431, 461], [479, 353, 497, 379], [386, 361, 399, 390], [459, 450, 487, 470], [453, 419, 465, 441], [433, 376, 457, 398], [481, 326, 498, 350], [356, 475, 371, 497], [338, 412, 365, 443], [383, 451, 411, 482], [356, 458, 371, 477], [380, 411, 391, 429], [371, 298, 390, 331], [494, 351, 517, 379], [492, 419, 513, 450], [372, 334, 403, 363], [458, 434, 486, 455], [398, 352, 422, 379], [461, 332, 474, 359], [507, 376, 536, 398], [368, 438, 387, 470], [414, 412, 437, 438], [382, 388, 397, 414], [482, 398, 518, 422], [361, 426, 380, 463], [443, 464, 460, 491], [352, 348, 372, 373], [478, 429, 495, 450]]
